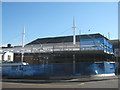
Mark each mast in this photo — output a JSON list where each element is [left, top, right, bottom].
[[21, 26, 25, 63], [72, 17, 76, 74], [72, 17, 76, 45]]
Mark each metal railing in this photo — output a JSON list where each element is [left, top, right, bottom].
[[1, 44, 113, 54], [1, 44, 80, 53]]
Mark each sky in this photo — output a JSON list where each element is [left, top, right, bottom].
[[2, 2, 118, 46]]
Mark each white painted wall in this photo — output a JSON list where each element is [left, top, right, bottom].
[[3, 52, 14, 62], [0, 54, 2, 63]]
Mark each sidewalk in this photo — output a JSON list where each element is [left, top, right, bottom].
[[1, 76, 118, 83]]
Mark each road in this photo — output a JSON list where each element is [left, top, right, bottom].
[[1, 78, 118, 88]]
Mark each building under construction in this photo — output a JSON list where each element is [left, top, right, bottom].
[[12, 33, 115, 65], [1, 33, 117, 79]]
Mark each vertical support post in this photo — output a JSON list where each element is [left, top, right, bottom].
[[72, 17, 76, 45], [79, 30, 81, 50], [73, 54, 76, 75], [21, 26, 25, 63], [43, 59, 45, 73], [21, 52, 24, 63]]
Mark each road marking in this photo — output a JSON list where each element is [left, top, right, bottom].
[[2, 82, 85, 86], [2, 82, 49, 86], [78, 83, 85, 86], [49, 84, 74, 86]]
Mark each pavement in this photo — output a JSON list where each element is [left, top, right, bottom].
[[1, 75, 119, 83], [1, 77, 119, 88], [1, 75, 119, 88]]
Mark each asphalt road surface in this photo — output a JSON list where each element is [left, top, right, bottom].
[[1, 79, 118, 88]]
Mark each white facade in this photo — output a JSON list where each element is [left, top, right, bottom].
[[0, 53, 2, 63], [2, 52, 14, 62]]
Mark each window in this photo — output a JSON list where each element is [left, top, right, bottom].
[[8, 55, 11, 61]]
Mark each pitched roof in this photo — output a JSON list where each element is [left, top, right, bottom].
[[26, 33, 108, 45]]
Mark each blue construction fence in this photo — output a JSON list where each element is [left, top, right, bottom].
[[2, 62, 116, 78]]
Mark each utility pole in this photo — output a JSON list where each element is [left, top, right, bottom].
[[21, 26, 25, 63], [72, 17, 76, 45]]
